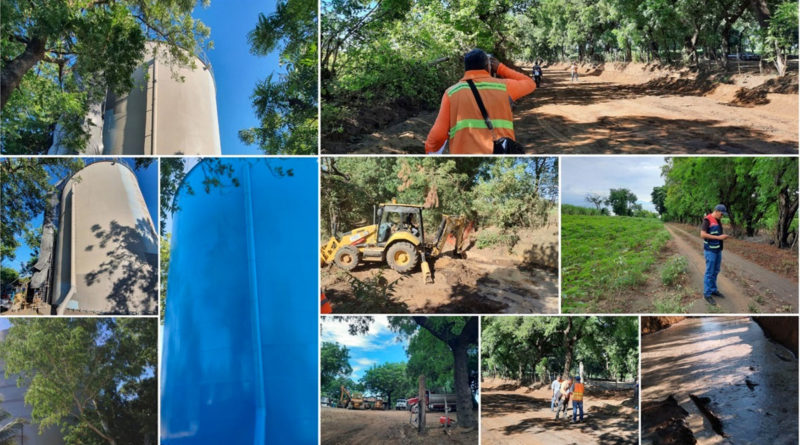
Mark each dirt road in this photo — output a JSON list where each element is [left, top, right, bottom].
[[642, 317, 798, 444], [665, 224, 797, 313], [481, 378, 638, 445], [321, 228, 559, 314], [321, 407, 477, 444], [331, 64, 797, 154]]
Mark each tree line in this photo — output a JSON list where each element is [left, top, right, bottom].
[[321, 157, 557, 248], [481, 316, 638, 385], [321, 0, 798, 140], [658, 157, 798, 248], [575, 189, 659, 218], [321, 316, 478, 428]]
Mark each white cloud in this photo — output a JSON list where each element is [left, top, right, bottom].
[[320, 316, 395, 350]]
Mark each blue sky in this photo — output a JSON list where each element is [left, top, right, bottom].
[[320, 316, 409, 382], [2, 159, 158, 274], [561, 157, 665, 213], [193, 1, 283, 155]]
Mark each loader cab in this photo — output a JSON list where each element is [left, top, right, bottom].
[[376, 204, 424, 244]]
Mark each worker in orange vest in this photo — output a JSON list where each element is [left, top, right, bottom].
[[320, 292, 332, 314], [425, 48, 535, 154], [571, 376, 584, 423]]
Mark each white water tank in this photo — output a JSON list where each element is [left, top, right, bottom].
[[51, 161, 158, 314], [102, 43, 222, 155]]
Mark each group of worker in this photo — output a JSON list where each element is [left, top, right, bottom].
[[550, 375, 585, 423]]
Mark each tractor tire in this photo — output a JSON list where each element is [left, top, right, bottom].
[[333, 246, 360, 271], [386, 241, 419, 273]]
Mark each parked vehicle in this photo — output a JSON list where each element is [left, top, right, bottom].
[[395, 399, 407, 410]]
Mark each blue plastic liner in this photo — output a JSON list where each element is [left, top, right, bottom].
[[161, 158, 318, 444]]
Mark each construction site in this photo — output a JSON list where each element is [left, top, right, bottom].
[[0, 159, 158, 315], [481, 316, 639, 444], [641, 316, 798, 444], [319, 157, 558, 314], [320, 316, 479, 444]]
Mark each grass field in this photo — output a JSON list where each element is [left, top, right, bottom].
[[562, 214, 670, 312]]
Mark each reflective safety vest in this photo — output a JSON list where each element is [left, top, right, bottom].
[[703, 214, 723, 251], [321, 292, 332, 314], [572, 383, 584, 401], [425, 65, 536, 154]]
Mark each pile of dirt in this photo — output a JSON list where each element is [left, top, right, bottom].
[[752, 316, 798, 355], [642, 395, 696, 445], [732, 72, 799, 106], [641, 317, 688, 335]]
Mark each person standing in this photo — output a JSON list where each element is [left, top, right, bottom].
[[571, 376, 584, 423], [700, 204, 731, 305], [550, 376, 562, 412], [555, 376, 572, 419], [532, 62, 543, 88], [570, 62, 579, 82], [425, 48, 535, 154]]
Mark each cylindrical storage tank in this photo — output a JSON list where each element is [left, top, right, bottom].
[[161, 158, 318, 444], [0, 330, 65, 445], [51, 161, 157, 314], [103, 43, 221, 155]]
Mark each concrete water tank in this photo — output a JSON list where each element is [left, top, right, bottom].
[[50, 161, 157, 314], [102, 43, 222, 155], [160, 158, 318, 444], [0, 330, 65, 445]]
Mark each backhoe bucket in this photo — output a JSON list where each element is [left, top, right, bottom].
[[421, 260, 433, 284]]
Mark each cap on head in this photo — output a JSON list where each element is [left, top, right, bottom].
[[464, 49, 489, 71], [714, 204, 728, 216], [575, 376, 581, 382]]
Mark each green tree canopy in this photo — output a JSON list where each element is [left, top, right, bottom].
[[606, 188, 638, 217], [0, 318, 156, 445], [361, 362, 410, 406]]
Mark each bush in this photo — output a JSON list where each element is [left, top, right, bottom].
[[661, 255, 688, 286], [562, 204, 603, 216], [475, 230, 519, 250]]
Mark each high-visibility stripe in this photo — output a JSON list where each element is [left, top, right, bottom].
[[449, 119, 514, 139], [448, 82, 507, 96]]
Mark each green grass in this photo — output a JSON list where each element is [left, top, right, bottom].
[[562, 214, 670, 312], [652, 294, 687, 313]]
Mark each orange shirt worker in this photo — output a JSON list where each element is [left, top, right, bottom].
[[425, 49, 536, 154]]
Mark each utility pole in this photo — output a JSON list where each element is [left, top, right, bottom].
[[418, 375, 426, 434]]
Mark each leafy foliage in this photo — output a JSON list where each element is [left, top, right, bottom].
[[321, 342, 353, 390], [0, 318, 156, 444], [661, 157, 798, 246], [1, 0, 212, 154], [0, 158, 84, 263], [321, 157, 557, 248], [482, 316, 638, 384], [239, 0, 318, 154]]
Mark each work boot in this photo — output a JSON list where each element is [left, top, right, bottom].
[[704, 295, 716, 305], [711, 290, 724, 298]]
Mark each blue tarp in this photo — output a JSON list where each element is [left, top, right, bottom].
[[161, 158, 319, 444]]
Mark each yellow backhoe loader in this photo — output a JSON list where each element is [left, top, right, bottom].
[[321, 203, 471, 284], [339, 386, 365, 410]]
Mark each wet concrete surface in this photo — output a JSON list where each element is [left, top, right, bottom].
[[642, 317, 798, 445]]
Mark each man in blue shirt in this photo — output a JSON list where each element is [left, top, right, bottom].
[[700, 204, 732, 305], [550, 376, 562, 411]]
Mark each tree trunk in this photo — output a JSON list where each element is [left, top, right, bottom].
[[776, 185, 799, 248], [748, 0, 787, 76], [1, 36, 47, 109], [417, 375, 426, 434]]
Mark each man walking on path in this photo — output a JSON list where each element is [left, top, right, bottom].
[[570, 62, 579, 82], [425, 48, 535, 154], [555, 376, 572, 419], [571, 376, 585, 423], [701, 204, 731, 305], [550, 376, 562, 411]]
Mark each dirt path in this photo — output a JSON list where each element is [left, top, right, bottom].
[[332, 67, 797, 154], [481, 378, 638, 445], [642, 317, 798, 444], [321, 228, 559, 314], [665, 224, 797, 313], [321, 407, 477, 444]]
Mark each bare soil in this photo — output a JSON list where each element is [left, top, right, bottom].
[[324, 63, 797, 154], [481, 378, 638, 445], [642, 317, 798, 444], [321, 227, 559, 314], [665, 224, 798, 313], [321, 407, 477, 445]]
